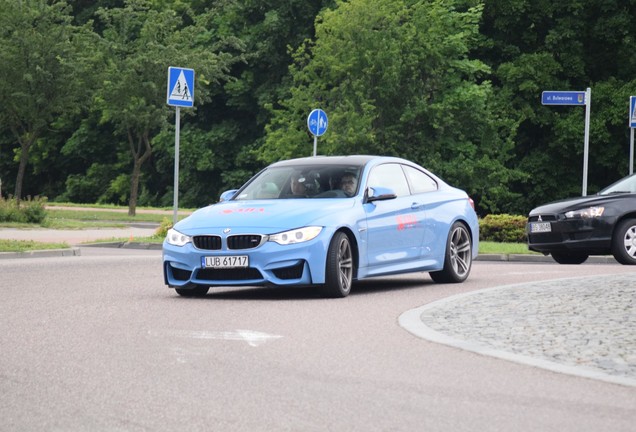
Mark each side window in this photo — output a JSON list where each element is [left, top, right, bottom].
[[367, 163, 410, 197], [403, 165, 438, 194]]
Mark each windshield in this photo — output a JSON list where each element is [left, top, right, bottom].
[[599, 174, 636, 195], [233, 164, 363, 200]]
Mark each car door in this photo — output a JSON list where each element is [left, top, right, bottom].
[[364, 163, 427, 273], [401, 164, 438, 259]]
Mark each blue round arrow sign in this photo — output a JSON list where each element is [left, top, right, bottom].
[[307, 109, 328, 137]]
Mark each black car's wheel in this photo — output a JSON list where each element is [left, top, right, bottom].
[[612, 218, 636, 264], [322, 232, 354, 298], [429, 222, 472, 283], [551, 252, 588, 265], [175, 286, 209, 297]]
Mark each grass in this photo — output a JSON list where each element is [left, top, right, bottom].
[[1, 204, 538, 254], [0, 237, 533, 254], [480, 241, 537, 255], [0, 239, 69, 253], [46, 209, 169, 224]]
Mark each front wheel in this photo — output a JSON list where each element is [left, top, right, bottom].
[[322, 232, 354, 298], [429, 222, 472, 283], [612, 218, 636, 264], [551, 252, 588, 265]]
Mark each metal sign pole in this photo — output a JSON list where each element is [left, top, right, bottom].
[[166, 66, 194, 225], [313, 135, 317, 157], [582, 87, 591, 196], [173, 107, 180, 224], [631, 128, 634, 175]]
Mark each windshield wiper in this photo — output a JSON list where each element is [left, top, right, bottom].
[[602, 191, 631, 195]]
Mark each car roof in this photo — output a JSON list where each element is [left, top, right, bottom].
[[269, 155, 400, 168]]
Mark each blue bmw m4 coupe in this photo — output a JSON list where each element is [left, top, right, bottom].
[[163, 155, 479, 298]]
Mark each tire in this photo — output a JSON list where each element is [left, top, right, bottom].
[[612, 218, 636, 265], [429, 222, 472, 283], [322, 232, 354, 298], [551, 252, 588, 265], [175, 286, 209, 297]]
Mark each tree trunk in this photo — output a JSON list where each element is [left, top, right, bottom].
[[14, 136, 35, 206], [128, 161, 142, 217], [127, 129, 152, 217]]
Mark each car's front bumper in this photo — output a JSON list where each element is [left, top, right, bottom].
[[527, 216, 614, 254], [162, 235, 332, 289]]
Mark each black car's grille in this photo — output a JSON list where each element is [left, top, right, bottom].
[[193, 235, 222, 250], [272, 262, 305, 280], [196, 267, 263, 281], [528, 214, 558, 222], [227, 234, 264, 250], [528, 232, 562, 244]]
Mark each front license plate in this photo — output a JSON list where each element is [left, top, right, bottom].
[[202, 255, 249, 268], [530, 222, 552, 233]]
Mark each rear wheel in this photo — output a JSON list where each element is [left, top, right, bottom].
[[322, 232, 354, 298], [175, 286, 209, 297], [612, 218, 636, 264], [429, 222, 472, 283], [551, 252, 588, 265]]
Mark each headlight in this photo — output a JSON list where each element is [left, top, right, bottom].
[[564, 206, 605, 219], [166, 228, 191, 246], [268, 226, 323, 245]]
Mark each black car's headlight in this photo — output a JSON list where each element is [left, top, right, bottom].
[[564, 206, 605, 219], [166, 228, 191, 246], [268, 227, 322, 245]]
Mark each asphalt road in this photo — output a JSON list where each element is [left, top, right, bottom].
[[1, 248, 635, 431]]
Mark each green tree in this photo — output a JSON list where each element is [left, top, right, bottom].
[[480, 0, 636, 211], [91, 0, 243, 215], [262, 0, 520, 213], [0, 0, 95, 202]]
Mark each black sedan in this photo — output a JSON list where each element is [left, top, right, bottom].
[[527, 173, 636, 264]]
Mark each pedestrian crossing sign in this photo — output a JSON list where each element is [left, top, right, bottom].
[[167, 67, 195, 108], [630, 96, 636, 128]]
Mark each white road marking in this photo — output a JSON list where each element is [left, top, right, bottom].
[[154, 329, 283, 347]]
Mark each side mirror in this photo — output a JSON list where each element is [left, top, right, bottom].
[[365, 186, 397, 203], [219, 189, 238, 202]]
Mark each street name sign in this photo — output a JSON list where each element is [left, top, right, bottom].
[[541, 91, 586, 106], [541, 88, 591, 196]]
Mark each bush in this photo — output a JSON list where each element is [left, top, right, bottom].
[[22, 197, 48, 223], [0, 196, 48, 224], [155, 217, 173, 238], [479, 214, 527, 243], [0, 197, 21, 222]]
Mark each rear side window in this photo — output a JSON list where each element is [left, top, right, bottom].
[[366, 163, 410, 197], [403, 165, 438, 194]]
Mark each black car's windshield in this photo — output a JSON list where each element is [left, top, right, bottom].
[[599, 174, 636, 195], [233, 164, 363, 200]]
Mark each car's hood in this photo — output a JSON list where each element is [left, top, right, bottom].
[[174, 199, 355, 234], [529, 193, 632, 215]]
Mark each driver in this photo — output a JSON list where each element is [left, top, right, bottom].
[[340, 173, 357, 197]]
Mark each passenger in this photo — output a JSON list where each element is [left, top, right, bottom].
[[290, 173, 307, 196]]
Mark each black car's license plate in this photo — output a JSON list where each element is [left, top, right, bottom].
[[530, 222, 552, 233], [202, 255, 249, 268]]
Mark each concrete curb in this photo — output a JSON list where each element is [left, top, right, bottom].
[[0, 242, 161, 259], [81, 241, 162, 250], [0, 247, 82, 259], [476, 253, 617, 264], [0, 245, 617, 264]]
